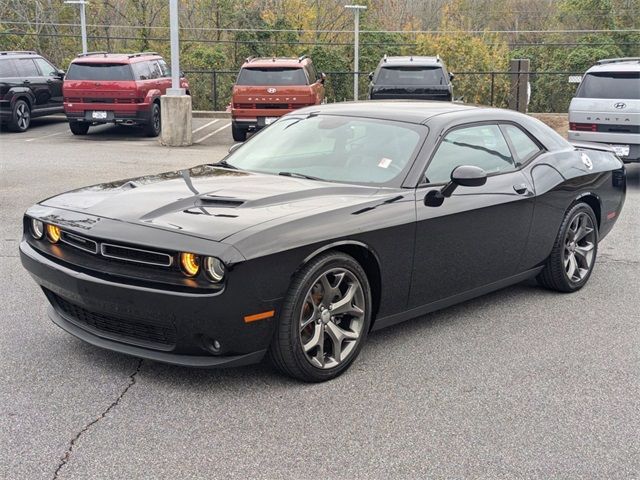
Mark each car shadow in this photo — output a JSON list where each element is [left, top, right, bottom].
[[78, 123, 155, 141], [0, 115, 67, 133]]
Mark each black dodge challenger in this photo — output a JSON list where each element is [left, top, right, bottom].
[[21, 102, 626, 382]]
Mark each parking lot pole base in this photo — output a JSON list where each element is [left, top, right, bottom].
[[160, 94, 193, 147]]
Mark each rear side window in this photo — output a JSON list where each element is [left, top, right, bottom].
[[501, 124, 542, 165], [376, 66, 446, 86], [66, 63, 134, 81], [15, 58, 40, 77], [148, 61, 162, 79], [131, 61, 152, 80], [425, 124, 516, 184], [576, 72, 640, 99], [34, 58, 57, 76], [0, 59, 18, 77], [236, 67, 308, 86]]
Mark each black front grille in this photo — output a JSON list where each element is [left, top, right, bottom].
[[48, 291, 176, 349], [100, 243, 173, 267]]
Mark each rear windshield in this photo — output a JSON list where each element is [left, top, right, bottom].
[[66, 63, 134, 81], [376, 66, 447, 86], [576, 72, 640, 99], [236, 67, 307, 86]]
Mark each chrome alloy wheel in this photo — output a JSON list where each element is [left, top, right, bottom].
[[563, 211, 596, 283], [299, 268, 365, 369], [16, 102, 30, 130]]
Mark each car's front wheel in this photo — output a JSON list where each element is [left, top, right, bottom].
[[8, 99, 31, 132], [537, 202, 598, 292], [269, 252, 372, 382]]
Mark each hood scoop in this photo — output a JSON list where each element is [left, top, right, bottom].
[[199, 195, 245, 208]]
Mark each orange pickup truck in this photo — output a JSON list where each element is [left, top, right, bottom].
[[230, 56, 325, 141]]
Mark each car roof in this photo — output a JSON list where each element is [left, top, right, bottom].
[[0, 51, 42, 60], [70, 52, 163, 64], [290, 101, 476, 124], [586, 58, 640, 73], [379, 56, 444, 67], [242, 57, 307, 68]]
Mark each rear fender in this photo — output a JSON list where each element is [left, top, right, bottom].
[[8, 87, 35, 107]]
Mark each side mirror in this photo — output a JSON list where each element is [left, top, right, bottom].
[[52, 69, 65, 79], [424, 165, 487, 207], [449, 72, 455, 81], [228, 143, 243, 154], [368, 72, 374, 81], [180, 70, 185, 78], [320, 72, 326, 84]]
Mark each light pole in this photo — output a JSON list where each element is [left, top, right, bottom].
[[64, 0, 88, 54], [345, 4, 366, 101], [167, 0, 184, 95]]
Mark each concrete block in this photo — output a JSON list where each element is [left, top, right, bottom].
[[160, 94, 193, 146]]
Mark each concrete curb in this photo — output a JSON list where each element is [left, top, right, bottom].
[[193, 111, 231, 118]]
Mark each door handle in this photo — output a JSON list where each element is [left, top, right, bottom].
[[513, 184, 531, 195], [23, 80, 31, 84]]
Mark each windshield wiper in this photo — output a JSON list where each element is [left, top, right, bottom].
[[214, 160, 240, 170], [278, 171, 324, 181]]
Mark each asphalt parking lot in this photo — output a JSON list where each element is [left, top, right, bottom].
[[1, 118, 639, 479]]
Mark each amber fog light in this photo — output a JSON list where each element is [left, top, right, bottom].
[[46, 224, 61, 243], [180, 252, 200, 277], [30, 219, 44, 239], [203, 256, 225, 283]]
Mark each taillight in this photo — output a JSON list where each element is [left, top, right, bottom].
[[570, 122, 597, 132]]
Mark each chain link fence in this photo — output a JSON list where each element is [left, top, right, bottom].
[[184, 69, 581, 113]]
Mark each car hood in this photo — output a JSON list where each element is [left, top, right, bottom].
[[41, 165, 381, 242]]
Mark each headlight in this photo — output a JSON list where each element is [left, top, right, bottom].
[[203, 256, 225, 283], [30, 218, 44, 239], [180, 252, 200, 277], [46, 224, 61, 243]]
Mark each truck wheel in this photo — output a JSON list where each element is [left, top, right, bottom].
[[69, 122, 90, 135], [144, 103, 161, 137], [8, 99, 31, 132], [232, 123, 247, 142]]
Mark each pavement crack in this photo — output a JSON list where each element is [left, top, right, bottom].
[[52, 359, 143, 479]]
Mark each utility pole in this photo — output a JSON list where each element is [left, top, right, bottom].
[[64, 0, 88, 54], [168, 0, 183, 94], [345, 5, 367, 101]]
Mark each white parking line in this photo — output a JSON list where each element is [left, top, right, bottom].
[[192, 119, 219, 135], [25, 131, 66, 142], [194, 122, 231, 144]]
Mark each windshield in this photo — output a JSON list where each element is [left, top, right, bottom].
[[226, 115, 425, 186], [66, 63, 134, 81], [236, 67, 308, 86], [576, 72, 640, 99], [376, 66, 446, 86]]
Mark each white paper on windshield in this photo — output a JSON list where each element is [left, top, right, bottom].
[[378, 157, 392, 169]]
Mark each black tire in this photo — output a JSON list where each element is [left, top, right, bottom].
[[269, 251, 372, 382], [232, 123, 247, 142], [537, 202, 599, 292], [69, 122, 90, 135], [8, 99, 31, 132], [144, 102, 161, 137]]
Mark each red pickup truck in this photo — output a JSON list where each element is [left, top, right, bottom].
[[63, 51, 189, 137], [231, 56, 325, 141]]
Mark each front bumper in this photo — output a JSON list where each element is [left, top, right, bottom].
[[20, 240, 273, 368]]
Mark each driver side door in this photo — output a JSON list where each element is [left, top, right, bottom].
[[409, 122, 535, 308]]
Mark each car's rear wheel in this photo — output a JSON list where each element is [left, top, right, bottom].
[[69, 122, 90, 135], [8, 99, 31, 132], [269, 252, 372, 382], [232, 123, 247, 142], [537, 202, 598, 292], [144, 102, 161, 137]]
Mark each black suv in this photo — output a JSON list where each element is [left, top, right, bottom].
[[0, 51, 65, 132], [368, 55, 453, 101]]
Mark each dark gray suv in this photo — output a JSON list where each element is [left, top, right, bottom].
[[368, 55, 453, 101], [0, 51, 65, 132]]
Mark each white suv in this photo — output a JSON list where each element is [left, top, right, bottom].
[[568, 58, 639, 163]]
